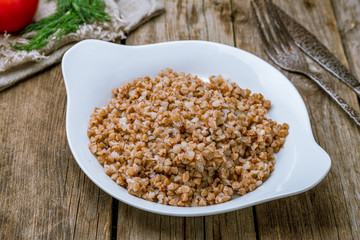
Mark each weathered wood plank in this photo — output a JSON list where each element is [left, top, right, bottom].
[[232, 0, 360, 239], [329, 1, 360, 238], [330, 0, 360, 80], [0, 65, 113, 240], [117, 202, 184, 240], [184, 217, 204, 240], [204, 209, 257, 240], [125, 0, 235, 45]]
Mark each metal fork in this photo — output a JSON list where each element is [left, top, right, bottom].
[[251, 0, 360, 127]]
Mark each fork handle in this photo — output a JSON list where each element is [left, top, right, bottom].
[[305, 72, 360, 127]]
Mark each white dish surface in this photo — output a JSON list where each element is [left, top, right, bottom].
[[62, 39, 331, 216]]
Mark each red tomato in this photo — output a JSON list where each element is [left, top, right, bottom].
[[0, 0, 39, 32]]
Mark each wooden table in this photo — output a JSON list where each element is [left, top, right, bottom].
[[1, 0, 359, 239]]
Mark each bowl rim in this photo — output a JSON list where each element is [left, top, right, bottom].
[[62, 39, 331, 216]]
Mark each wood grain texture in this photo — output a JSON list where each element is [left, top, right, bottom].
[[117, 202, 185, 240], [331, 0, 360, 80], [0, 66, 113, 240], [1, 0, 360, 239], [204, 210, 257, 240]]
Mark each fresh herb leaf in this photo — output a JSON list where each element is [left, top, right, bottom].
[[13, 0, 111, 51]]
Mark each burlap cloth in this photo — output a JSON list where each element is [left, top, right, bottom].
[[0, 0, 164, 91]]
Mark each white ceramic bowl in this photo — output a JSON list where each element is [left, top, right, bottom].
[[62, 39, 331, 217]]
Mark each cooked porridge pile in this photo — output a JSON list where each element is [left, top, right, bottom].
[[88, 69, 289, 207]]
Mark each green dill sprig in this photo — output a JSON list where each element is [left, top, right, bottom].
[[13, 0, 111, 51]]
